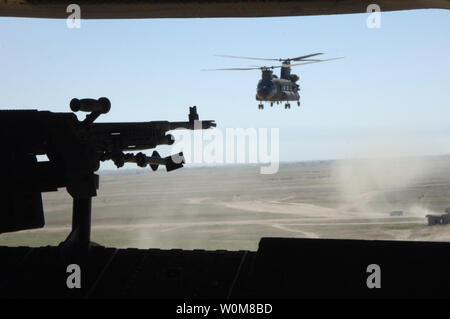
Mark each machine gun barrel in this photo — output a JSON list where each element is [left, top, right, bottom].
[[91, 121, 215, 152], [90, 105, 215, 152], [168, 120, 216, 130], [91, 118, 216, 133]]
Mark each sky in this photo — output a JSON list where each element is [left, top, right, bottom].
[[0, 9, 449, 166]]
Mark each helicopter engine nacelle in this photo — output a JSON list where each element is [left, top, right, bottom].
[[289, 74, 299, 82]]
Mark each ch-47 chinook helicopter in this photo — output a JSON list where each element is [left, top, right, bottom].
[[204, 53, 343, 109]]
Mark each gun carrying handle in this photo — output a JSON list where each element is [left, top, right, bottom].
[[71, 97, 111, 125], [70, 98, 111, 114]]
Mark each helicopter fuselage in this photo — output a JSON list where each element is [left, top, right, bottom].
[[256, 68, 300, 102]]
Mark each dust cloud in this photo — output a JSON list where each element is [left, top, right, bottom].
[[331, 138, 440, 216]]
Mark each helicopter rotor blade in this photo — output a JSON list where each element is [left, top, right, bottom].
[[201, 66, 264, 71], [202, 57, 344, 71], [281, 57, 344, 68], [290, 53, 324, 61], [215, 53, 325, 62], [214, 54, 279, 61], [286, 59, 323, 62]]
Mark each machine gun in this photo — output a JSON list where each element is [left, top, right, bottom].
[[0, 98, 216, 251]]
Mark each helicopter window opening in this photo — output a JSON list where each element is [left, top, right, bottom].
[[4, 13, 448, 256]]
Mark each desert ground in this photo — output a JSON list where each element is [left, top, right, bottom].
[[1, 156, 450, 251]]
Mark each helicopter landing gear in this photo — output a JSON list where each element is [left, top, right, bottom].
[[258, 103, 264, 110], [285, 103, 291, 109]]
